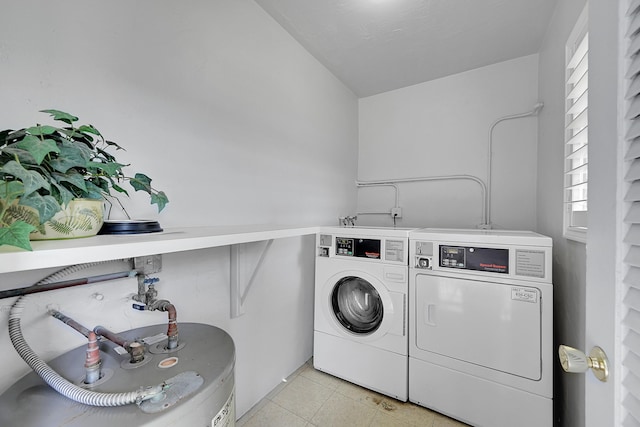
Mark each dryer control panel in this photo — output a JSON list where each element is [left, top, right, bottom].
[[440, 245, 509, 274], [411, 234, 551, 283]]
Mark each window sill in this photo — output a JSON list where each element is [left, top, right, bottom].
[[564, 227, 587, 244]]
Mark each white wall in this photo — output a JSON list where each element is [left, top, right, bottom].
[[0, 0, 358, 418], [536, 0, 588, 426], [357, 55, 540, 230]]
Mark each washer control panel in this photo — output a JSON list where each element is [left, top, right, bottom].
[[317, 232, 408, 265], [336, 237, 381, 259], [335, 237, 355, 256]]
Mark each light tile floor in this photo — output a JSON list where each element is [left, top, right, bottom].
[[237, 359, 469, 427]]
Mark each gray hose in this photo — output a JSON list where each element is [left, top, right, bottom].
[[8, 261, 164, 407]]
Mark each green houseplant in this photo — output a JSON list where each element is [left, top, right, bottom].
[[0, 109, 169, 250]]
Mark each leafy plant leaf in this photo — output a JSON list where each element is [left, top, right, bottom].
[[1, 160, 50, 196], [57, 127, 92, 144], [16, 135, 60, 165], [111, 183, 129, 196], [130, 173, 152, 193], [1, 146, 38, 165], [151, 191, 169, 212], [0, 221, 36, 251], [95, 147, 117, 162], [52, 169, 88, 192], [2, 129, 28, 146], [0, 180, 24, 201], [50, 140, 91, 173], [83, 180, 106, 199], [105, 139, 124, 150], [20, 192, 61, 223], [0, 129, 12, 143], [26, 125, 57, 136], [50, 181, 76, 207], [78, 124, 101, 136], [40, 109, 78, 125], [89, 160, 125, 176]]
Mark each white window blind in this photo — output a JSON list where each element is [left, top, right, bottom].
[[564, 15, 589, 242], [625, 0, 640, 425]]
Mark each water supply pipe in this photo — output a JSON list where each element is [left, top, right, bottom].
[[8, 261, 168, 407], [50, 309, 93, 338], [48, 310, 103, 385], [486, 103, 544, 227], [133, 276, 180, 351], [148, 299, 179, 350], [0, 270, 137, 300], [84, 331, 101, 385], [93, 325, 146, 364]]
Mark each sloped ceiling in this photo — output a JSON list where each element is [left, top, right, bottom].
[[254, 0, 558, 97]]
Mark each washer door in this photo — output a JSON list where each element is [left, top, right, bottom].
[[331, 276, 384, 335]]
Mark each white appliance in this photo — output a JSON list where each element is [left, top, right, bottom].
[[408, 228, 553, 427], [0, 323, 235, 427], [314, 226, 411, 401]]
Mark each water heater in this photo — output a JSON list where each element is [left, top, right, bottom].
[[0, 323, 235, 427]]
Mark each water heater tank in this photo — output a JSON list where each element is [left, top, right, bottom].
[[0, 323, 235, 427]]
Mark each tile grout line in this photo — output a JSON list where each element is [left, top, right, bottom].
[[268, 363, 334, 425], [238, 360, 468, 427]]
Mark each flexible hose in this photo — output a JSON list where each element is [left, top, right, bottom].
[[8, 261, 164, 406]]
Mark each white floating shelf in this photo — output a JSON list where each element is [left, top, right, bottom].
[[0, 225, 320, 274]]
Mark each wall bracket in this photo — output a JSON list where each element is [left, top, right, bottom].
[[230, 240, 274, 318]]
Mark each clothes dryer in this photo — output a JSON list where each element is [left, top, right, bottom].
[[408, 228, 553, 427], [314, 227, 412, 401]]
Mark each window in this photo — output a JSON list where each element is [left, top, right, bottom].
[[563, 8, 589, 242]]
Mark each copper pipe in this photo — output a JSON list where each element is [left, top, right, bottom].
[[0, 271, 137, 299], [93, 325, 145, 364], [50, 310, 92, 338], [160, 301, 178, 350], [84, 331, 101, 385]]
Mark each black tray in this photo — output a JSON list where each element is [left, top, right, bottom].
[[98, 220, 163, 235]]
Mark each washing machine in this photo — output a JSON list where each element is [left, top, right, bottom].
[[314, 226, 412, 401], [408, 228, 553, 427]]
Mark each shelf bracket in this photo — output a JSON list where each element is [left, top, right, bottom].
[[230, 239, 274, 318]]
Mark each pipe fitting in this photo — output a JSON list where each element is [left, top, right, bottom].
[[8, 260, 169, 408], [50, 309, 92, 338], [148, 300, 179, 350], [159, 301, 179, 350], [136, 383, 168, 405], [84, 332, 101, 385], [94, 325, 146, 364], [128, 342, 146, 364]]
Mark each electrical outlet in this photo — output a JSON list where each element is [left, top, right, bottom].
[[391, 207, 402, 218]]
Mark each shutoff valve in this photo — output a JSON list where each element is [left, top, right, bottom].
[[558, 344, 609, 382]]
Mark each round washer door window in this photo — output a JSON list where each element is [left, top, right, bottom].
[[331, 276, 383, 335]]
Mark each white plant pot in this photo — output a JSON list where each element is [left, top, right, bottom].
[[30, 199, 104, 240]]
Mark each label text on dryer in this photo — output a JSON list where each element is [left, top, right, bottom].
[[511, 287, 538, 303], [515, 250, 545, 278]]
